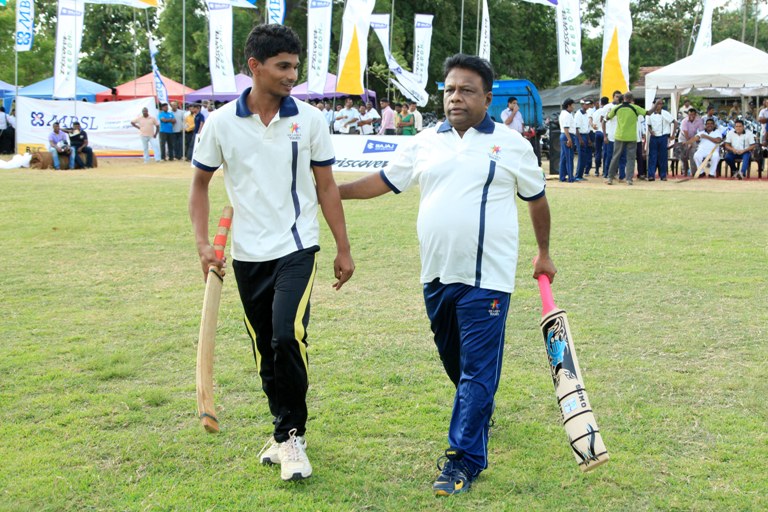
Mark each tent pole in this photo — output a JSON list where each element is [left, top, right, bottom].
[[182, 0, 186, 157], [15, 38, 18, 153], [460, 0, 464, 53]]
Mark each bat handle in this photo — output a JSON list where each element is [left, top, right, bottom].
[[212, 206, 234, 262], [536, 273, 557, 316]]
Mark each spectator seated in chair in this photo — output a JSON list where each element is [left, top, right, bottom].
[[723, 119, 757, 180]]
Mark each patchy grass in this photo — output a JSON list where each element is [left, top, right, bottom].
[[0, 162, 766, 511]]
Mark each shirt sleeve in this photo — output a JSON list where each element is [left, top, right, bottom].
[[192, 113, 223, 172], [380, 137, 419, 194], [310, 110, 335, 167]]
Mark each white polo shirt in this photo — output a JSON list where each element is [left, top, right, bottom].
[[559, 110, 574, 132], [380, 114, 546, 293], [590, 107, 604, 133], [573, 109, 591, 135], [648, 109, 675, 136], [193, 89, 335, 262], [725, 130, 756, 151], [603, 103, 620, 141]]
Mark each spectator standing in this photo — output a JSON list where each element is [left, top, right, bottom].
[[132, 107, 161, 163], [323, 101, 335, 133], [758, 99, 768, 144], [605, 92, 645, 186], [558, 98, 575, 182], [0, 106, 14, 154], [409, 102, 423, 133], [591, 97, 608, 177], [398, 104, 416, 135], [184, 104, 195, 161], [635, 113, 647, 179], [646, 99, 676, 181], [679, 108, 704, 176], [337, 98, 361, 134], [185, 104, 205, 161], [501, 96, 524, 133], [158, 103, 176, 161], [601, 90, 627, 180], [171, 101, 185, 160], [573, 99, 592, 181], [378, 98, 396, 135], [358, 103, 380, 135]]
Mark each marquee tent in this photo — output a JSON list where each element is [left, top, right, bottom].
[[644, 39, 768, 112], [186, 74, 252, 103], [17, 76, 109, 102], [0, 80, 17, 112], [95, 73, 194, 103], [291, 73, 377, 101]]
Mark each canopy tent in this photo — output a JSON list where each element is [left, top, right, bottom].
[[644, 39, 768, 113], [0, 80, 17, 112], [186, 74, 252, 103], [17, 76, 109, 102], [95, 72, 194, 103], [291, 73, 377, 101]]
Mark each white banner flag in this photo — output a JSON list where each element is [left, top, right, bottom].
[[15, 0, 35, 52], [601, 0, 632, 98], [84, 0, 157, 6], [307, 0, 333, 95], [206, 0, 237, 93], [478, 0, 491, 61], [693, 0, 714, 55], [337, 0, 376, 94], [370, 14, 428, 106], [556, 0, 582, 83], [412, 14, 433, 88], [267, 0, 285, 24], [149, 36, 170, 104], [16, 96, 158, 156], [521, 0, 558, 6], [54, 0, 85, 99]]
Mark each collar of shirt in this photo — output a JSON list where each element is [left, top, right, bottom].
[[437, 113, 495, 134], [235, 87, 299, 119]]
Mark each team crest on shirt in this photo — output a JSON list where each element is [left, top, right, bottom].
[[288, 122, 301, 141], [489, 145, 501, 161], [488, 299, 501, 317]]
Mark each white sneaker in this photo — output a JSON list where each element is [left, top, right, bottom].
[[257, 436, 281, 465], [278, 428, 312, 481]]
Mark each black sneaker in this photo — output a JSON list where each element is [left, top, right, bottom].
[[433, 449, 473, 496]]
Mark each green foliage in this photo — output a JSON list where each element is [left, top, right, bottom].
[[1, 163, 767, 510]]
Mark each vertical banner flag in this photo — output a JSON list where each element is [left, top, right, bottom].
[[370, 14, 429, 107], [521, 0, 558, 5], [600, 0, 632, 99], [15, 0, 35, 51], [84, 0, 158, 6], [206, 0, 237, 93], [307, 0, 333, 95], [412, 14, 434, 88], [54, 0, 85, 99], [478, 0, 491, 61], [267, 0, 285, 24], [149, 36, 170, 105], [556, 0, 582, 83], [336, 0, 376, 94], [692, 0, 714, 55]]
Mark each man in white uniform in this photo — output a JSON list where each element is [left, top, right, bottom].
[[189, 24, 355, 483], [336, 97, 361, 134], [646, 99, 677, 181], [338, 54, 556, 497], [690, 118, 723, 177]]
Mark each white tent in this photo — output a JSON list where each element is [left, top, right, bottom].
[[644, 39, 768, 113]]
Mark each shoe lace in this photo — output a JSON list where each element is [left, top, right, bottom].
[[256, 436, 276, 460], [283, 428, 302, 462], [436, 450, 469, 477]]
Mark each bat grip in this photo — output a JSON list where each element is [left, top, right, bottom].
[[212, 206, 234, 261], [536, 273, 557, 316]]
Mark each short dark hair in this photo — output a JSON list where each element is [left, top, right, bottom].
[[562, 98, 575, 109], [244, 24, 302, 66], [734, 119, 744, 125], [688, 108, 698, 114], [508, 96, 518, 104], [612, 90, 622, 97], [705, 118, 715, 124], [600, 96, 609, 106], [443, 53, 494, 93]]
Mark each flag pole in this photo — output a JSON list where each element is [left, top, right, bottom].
[[475, 0, 480, 53], [388, 0, 395, 101], [182, 0, 186, 157], [460, 0, 464, 53]]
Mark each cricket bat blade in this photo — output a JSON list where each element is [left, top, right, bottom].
[[537, 273, 609, 471], [196, 206, 233, 433]]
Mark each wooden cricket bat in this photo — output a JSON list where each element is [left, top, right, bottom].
[[537, 274, 609, 471], [196, 206, 234, 433], [679, 143, 719, 182]]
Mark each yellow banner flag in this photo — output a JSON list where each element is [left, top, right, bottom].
[[336, 0, 375, 94], [600, 0, 632, 98]]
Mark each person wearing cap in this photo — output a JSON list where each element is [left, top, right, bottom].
[[573, 99, 592, 181], [66, 121, 94, 169]]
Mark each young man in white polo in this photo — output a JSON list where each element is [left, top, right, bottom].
[[339, 54, 556, 496], [189, 23, 355, 482]]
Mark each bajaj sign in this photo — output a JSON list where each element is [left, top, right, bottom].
[[363, 140, 398, 154]]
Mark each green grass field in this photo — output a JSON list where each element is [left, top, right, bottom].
[[1, 162, 766, 511]]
